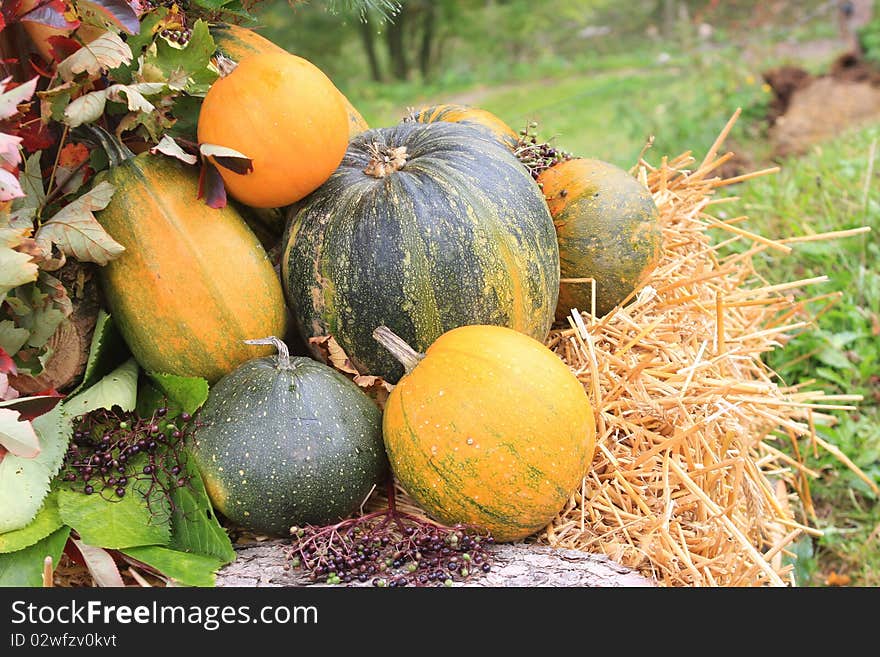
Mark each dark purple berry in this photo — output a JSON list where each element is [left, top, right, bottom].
[[116, 487, 125, 497], [84, 485, 94, 495]]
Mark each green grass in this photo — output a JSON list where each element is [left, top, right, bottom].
[[729, 126, 880, 586]]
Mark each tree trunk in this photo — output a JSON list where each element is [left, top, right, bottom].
[[215, 540, 656, 587], [358, 15, 383, 82], [418, 2, 436, 80], [386, 4, 409, 81]]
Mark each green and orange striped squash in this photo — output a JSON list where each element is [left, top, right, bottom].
[[406, 103, 519, 150], [209, 22, 369, 139], [374, 324, 597, 543], [93, 137, 287, 384], [537, 157, 662, 320], [282, 121, 560, 383]]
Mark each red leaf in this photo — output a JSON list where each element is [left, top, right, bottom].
[[1, 2, 22, 25], [0, 348, 16, 375], [58, 141, 88, 168], [197, 158, 227, 209], [1, 391, 64, 421], [13, 103, 55, 152], [47, 35, 81, 63], [19, 2, 78, 31]]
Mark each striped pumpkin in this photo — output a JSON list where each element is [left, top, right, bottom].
[[282, 121, 559, 383], [406, 103, 519, 150], [95, 147, 287, 384]]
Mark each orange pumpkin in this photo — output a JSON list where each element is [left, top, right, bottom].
[[197, 52, 349, 208], [210, 23, 368, 140], [375, 324, 596, 542], [537, 157, 662, 320], [407, 103, 519, 150]]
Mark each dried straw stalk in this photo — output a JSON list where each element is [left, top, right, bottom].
[[538, 112, 874, 586]]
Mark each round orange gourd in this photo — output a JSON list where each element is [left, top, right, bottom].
[[197, 52, 349, 208], [375, 324, 596, 542], [209, 23, 368, 139], [537, 157, 662, 320]]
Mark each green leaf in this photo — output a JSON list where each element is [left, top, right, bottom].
[[0, 526, 70, 587], [0, 320, 30, 358], [61, 358, 138, 417], [122, 545, 226, 587], [0, 405, 72, 533], [146, 20, 218, 95], [815, 347, 853, 371], [70, 310, 130, 396], [0, 246, 39, 307], [0, 491, 63, 554], [148, 372, 209, 417], [168, 455, 236, 562], [57, 468, 171, 550]]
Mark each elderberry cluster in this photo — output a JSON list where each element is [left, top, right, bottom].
[[60, 406, 197, 502], [515, 121, 573, 181], [286, 511, 495, 587]]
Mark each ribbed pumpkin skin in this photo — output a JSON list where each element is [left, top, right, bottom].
[[283, 122, 560, 383], [191, 354, 387, 536], [95, 154, 287, 384], [408, 103, 519, 150], [209, 23, 368, 139], [197, 52, 348, 208], [382, 325, 596, 542], [538, 158, 662, 320]]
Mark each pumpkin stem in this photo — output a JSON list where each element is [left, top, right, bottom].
[[212, 52, 238, 77], [77, 124, 135, 168], [244, 337, 291, 370], [363, 143, 408, 178], [372, 326, 424, 374]]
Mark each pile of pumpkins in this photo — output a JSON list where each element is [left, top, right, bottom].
[[93, 25, 662, 543]]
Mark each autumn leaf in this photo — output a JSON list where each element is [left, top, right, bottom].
[[57, 31, 132, 82], [64, 82, 165, 128], [0, 133, 22, 167], [0, 76, 38, 120], [199, 143, 253, 175], [34, 181, 124, 266], [0, 407, 40, 458], [151, 135, 197, 164], [0, 169, 25, 202], [78, 0, 140, 36], [0, 245, 38, 305]]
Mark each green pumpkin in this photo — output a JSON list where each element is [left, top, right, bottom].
[[190, 337, 387, 536], [282, 121, 560, 383]]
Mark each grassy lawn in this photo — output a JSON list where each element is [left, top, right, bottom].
[[349, 38, 879, 587]]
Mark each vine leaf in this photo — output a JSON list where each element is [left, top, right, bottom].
[[0, 170, 25, 202], [18, 1, 78, 30], [0, 491, 63, 554], [57, 31, 133, 82], [34, 180, 124, 266], [199, 143, 253, 174], [0, 133, 22, 167]]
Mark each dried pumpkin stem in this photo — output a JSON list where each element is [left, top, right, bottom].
[[372, 325, 424, 374], [244, 336, 291, 370], [364, 143, 408, 178]]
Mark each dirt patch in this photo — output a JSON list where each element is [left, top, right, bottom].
[[763, 51, 880, 158]]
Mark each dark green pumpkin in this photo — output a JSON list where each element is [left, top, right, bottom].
[[190, 337, 387, 536], [282, 121, 560, 383]]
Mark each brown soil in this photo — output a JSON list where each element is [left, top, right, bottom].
[[763, 51, 880, 158]]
